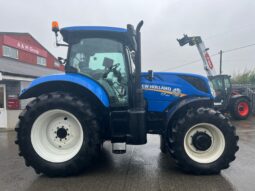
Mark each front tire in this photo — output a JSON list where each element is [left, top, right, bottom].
[[15, 92, 101, 176], [167, 108, 239, 175]]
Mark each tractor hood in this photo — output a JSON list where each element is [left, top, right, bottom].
[[141, 72, 213, 112]]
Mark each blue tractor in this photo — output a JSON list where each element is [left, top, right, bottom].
[[15, 21, 238, 176]]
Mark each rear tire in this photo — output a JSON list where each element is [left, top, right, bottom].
[[230, 97, 250, 120], [15, 92, 101, 177], [167, 108, 239, 175]]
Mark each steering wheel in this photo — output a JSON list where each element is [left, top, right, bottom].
[[103, 63, 120, 79]]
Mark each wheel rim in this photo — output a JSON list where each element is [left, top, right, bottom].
[[238, 102, 249, 117], [184, 123, 225, 163], [31, 109, 84, 163]]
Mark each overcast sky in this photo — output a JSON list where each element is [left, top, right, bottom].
[[1, 0, 255, 76]]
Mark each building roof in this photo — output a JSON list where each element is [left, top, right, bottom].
[[0, 58, 63, 78]]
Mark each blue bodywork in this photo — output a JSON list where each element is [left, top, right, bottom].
[[20, 72, 212, 112], [60, 26, 129, 45], [141, 72, 212, 112], [20, 73, 110, 107]]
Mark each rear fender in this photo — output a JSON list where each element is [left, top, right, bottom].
[[228, 94, 251, 110], [230, 94, 250, 103], [19, 73, 110, 108]]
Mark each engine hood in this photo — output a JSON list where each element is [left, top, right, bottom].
[[141, 72, 213, 112]]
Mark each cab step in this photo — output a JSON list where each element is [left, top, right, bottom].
[[112, 142, 126, 154]]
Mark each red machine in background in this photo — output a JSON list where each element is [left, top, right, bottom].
[[177, 35, 251, 120]]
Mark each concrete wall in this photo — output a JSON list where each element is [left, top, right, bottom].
[[7, 110, 21, 129]]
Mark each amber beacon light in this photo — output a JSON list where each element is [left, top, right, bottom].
[[52, 21, 59, 32]]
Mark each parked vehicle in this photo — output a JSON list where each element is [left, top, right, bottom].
[[15, 21, 238, 176]]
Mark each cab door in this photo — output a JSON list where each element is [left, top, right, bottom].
[[0, 84, 7, 128]]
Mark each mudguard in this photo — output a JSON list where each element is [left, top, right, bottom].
[[165, 96, 213, 124], [19, 73, 110, 107], [230, 94, 250, 102]]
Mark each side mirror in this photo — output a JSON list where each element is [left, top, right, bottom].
[[147, 70, 153, 81], [57, 57, 66, 65]]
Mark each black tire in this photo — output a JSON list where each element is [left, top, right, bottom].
[[160, 135, 167, 154], [15, 92, 101, 177], [230, 97, 251, 120], [167, 107, 239, 175]]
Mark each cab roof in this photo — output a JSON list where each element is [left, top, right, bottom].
[[61, 26, 127, 33], [60, 26, 129, 44]]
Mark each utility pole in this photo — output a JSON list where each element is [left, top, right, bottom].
[[219, 50, 223, 74]]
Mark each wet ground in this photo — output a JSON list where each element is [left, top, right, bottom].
[[1, 117, 255, 191]]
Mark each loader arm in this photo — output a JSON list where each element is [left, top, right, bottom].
[[177, 35, 217, 77]]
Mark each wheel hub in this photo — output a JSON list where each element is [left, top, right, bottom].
[[238, 102, 249, 117], [56, 127, 68, 139], [192, 131, 212, 151]]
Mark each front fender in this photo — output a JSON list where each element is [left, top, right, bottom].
[[166, 96, 213, 124], [19, 73, 110, 107]]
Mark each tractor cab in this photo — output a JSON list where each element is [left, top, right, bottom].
[[209, 75, 232, 110], [59, 26, 137, 108]]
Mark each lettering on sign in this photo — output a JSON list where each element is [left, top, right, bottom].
[[17, 42, 39, 55], [3, 35, 47, 57]]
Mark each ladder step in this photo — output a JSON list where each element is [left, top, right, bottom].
[[112, 142, 126, 154]]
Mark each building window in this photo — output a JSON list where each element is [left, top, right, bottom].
[[2, 45, 18, 59], [37, 56, 46, 66]]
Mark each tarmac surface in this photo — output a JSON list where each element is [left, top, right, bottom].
[[1, 116, 255, 191]]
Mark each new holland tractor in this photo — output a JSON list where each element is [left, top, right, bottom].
[[15, 21, 238, 177]]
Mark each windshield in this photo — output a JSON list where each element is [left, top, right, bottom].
[[68, 38, 129, 107], [210, 77, 223, 91], [209, 76, 231, 104]]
